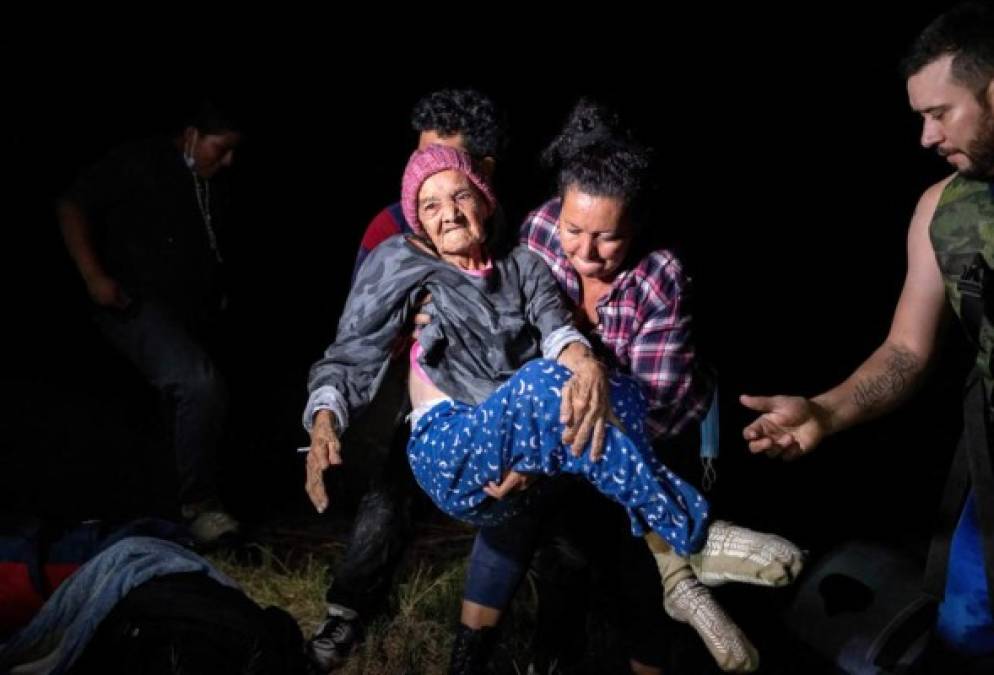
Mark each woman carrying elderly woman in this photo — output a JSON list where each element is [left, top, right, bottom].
[[447, 100, 804, 675], [304, 103, 800, 674]]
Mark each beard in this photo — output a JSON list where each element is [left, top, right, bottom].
[[959, 101, 994, 179]]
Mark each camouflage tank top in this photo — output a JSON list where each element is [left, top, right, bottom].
[[930, 174, 994, 402]]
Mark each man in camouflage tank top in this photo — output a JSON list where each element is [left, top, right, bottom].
[[740, 2, 993, 670]]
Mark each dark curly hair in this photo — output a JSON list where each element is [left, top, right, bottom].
[[183, 99, 242, 135], [542, 98, 651, 211], [410, 89, 507, 159], [901, 1, 994, 102]]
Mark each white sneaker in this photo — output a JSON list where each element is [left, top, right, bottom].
[[664, 577, 760, 673]]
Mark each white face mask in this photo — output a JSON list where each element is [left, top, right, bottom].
[[184, 130, 199, 169]]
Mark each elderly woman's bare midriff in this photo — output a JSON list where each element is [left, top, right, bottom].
[[407, 337, 450, 412]]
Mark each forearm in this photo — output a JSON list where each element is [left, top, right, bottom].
[[57, 200, 107, 284], [302, 381, 350, 434], [311, 409, 338, 434], [811, 340, 927, 436]]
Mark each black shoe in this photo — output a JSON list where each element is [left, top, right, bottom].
[[306, 604, 361, 672], [449, 624, 498, 675]]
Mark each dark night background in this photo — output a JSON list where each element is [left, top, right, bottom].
[[0, 1, 974, 646]]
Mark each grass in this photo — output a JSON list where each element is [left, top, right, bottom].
[[204, 509, 772, 674], [207, 520, 534, 675]]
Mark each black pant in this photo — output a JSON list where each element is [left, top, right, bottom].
[[469, 478, 670, 669], [94, 298, 226, 506], [323, 357, 417, 618]]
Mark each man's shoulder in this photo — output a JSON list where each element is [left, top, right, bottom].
[[922, 174, 957, 207], [912, 174, 957, 236]]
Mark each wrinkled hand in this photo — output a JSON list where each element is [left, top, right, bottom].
[[483, 470, 537, 499], [305, 411, 343, 512], [740, 394, 829, 461], [560, 357, 611, 460], [86, 274, 131, 310]]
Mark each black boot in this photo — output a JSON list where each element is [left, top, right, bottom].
[[449, 624, 498, 675]]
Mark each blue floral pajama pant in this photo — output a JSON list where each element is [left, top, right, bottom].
[[407, 359, 709, 556]]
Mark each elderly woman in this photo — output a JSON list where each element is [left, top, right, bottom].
[[305, 143, 709, 554]]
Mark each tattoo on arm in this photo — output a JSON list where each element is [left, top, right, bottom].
[[852, 345, 920, 411]]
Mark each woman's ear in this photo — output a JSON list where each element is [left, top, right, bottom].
[[479, 156, 496, 179]]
